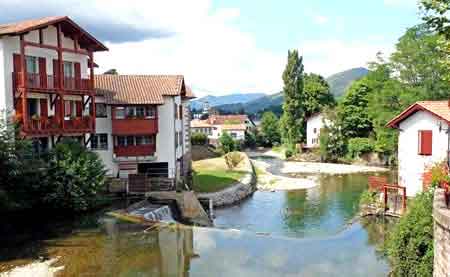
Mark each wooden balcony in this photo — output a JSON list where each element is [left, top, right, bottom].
[[114, 144, 156, 157], [20, 116, 94, 135], [13, 72, 92, 93], [112, 118, 158, 135]]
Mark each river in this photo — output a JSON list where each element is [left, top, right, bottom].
[[0, 157, 396, 277]]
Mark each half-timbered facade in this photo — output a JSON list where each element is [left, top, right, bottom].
[[0, 16, 107, 150]]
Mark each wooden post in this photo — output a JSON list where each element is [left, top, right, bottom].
[[384, 186, 388, 212], [20, 35, 28, 131], [56, 24, 65, 130], [88, 51, 95, 131], [402, 187, 407, 211]]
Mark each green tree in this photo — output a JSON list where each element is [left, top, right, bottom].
[[303, 73, 335, 116], [420, 0, 450, 38], [280, 50, 306, 145], [260, 111, 281, 146], [219, 132, 235, 154], [44, 139, 107, 212], [319, 109, 346, 161], [337, 79, 373, 139]]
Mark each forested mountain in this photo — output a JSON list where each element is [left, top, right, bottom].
[[190, 93, 266, 110], [326, 67, 369, 98]]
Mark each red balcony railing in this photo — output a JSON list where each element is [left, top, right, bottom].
[[112, 118, 158, 135], [63, 77, 92, 91], [64, 116, 92, 131], [13, 72, 56, 90], [114, 144, 156, 157], [27, 117, 61, 133], [12, 72, 92, 91]]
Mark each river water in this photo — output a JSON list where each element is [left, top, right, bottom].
[[0, 158, 396, 277]]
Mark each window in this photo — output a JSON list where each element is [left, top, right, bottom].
[[25, 56, 38, 73], [179, 105, 183, 120], [145, 106, 156, 118], [63, 61, 74, 77], [115, 107, 125, 119], [136, 106, 145, 117], [91, 134, 108, 150], [418, 130, 432, 155], [95, 103, 107, 118], [126, 107, 136, 118], [231, 133, 237, 138], [179, 131, 183, 146], [313, 128, 317, 134], [117, 136, 126, 146], [126, 136, 134, 146]]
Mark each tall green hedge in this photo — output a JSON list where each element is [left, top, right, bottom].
[[386, 191, 434, 276]]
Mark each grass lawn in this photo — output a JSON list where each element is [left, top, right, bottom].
[[192, 156, 247, 193]]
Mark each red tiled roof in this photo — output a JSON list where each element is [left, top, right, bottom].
[[207, 115, 249, 125], [95, 75, 186, 105], [387, 101, 450, 128], [221, 124, 247, 131], [0, 16, 108, 51], [191, 119, 212, 128], [184, 86, 196, 99]]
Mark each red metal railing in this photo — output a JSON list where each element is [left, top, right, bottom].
[[114, 144, 156, 157], [112, 118, 158, 135]]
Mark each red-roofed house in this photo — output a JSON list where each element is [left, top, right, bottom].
[[0, 16, 107, 151], [387, 100, 450, 196]]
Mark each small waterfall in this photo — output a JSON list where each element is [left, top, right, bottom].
[[142, 206, 175, 222]]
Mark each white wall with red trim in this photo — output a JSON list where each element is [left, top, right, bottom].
[[398, 110, 448, 196]]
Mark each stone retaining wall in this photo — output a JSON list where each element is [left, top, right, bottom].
[[197, 153, 256, 207], [433, 188, 450, 277]]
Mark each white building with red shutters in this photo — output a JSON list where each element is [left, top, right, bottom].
[[0, 16, 107, 151], [387, 101, 450, 197], [93, 75, 195, 180], [0, 16, 195, 183]]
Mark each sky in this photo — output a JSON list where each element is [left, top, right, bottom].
[[0, 0, 420, 96]]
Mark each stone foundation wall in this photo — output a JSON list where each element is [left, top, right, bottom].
[[433, 188, 450, 277], [197, 153, 256, 207]]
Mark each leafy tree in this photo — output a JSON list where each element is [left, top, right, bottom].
[[319, 109, 346, 161], [280, 50, 306, 144], [244, 131, 257, 149], [191, 132, 208, 145], [44, 139, 107, 212], [420, 0, 450, 38], [303, 73, 335, 116], [260, 111, 281, 146], [337, 79, 373, 139], [219, 132, 235, 154], [347, 138, 375, 159]]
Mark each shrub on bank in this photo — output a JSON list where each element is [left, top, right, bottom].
[[191, 132, 208, 145], [385, 190, 434, 276], [219, 132, 236, 154], [224, 152, 243, 170], [347, 137, 375, 159]]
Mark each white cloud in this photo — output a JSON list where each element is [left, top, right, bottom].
[[299, 38, 394, 77], [313, 15, 329, 25]]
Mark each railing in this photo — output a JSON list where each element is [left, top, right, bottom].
[[112, 118, 158, 135], [13, 72, 56, 90], [27, 117, 61, 132], [63, 77, 91, 91], [12, 72, 91, 91], [114, 144, 156, 157], [64, 116, 92, 130]]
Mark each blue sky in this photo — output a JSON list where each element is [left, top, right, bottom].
[[0, 0, 422, 96]]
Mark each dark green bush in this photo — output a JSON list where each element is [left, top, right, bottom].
[[219, 132, 235, 154], [386, 191, 434, 276], [348, 137, 375, 158], [191, 132, 208, 145]]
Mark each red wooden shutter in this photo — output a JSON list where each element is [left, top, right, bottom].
[[55, 98, 61, 117], [76, 101, 82, 117], [40, 99, 48, 117], [419, 130, 433, 155], [38, 57, 47, 88], [74, 62, 81, 89], [13, 54, 22, 90], [65, 101, 72, 117], [53, 59, 59, 88]]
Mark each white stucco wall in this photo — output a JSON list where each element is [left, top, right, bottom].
[[398, 111, 449, 197], [157, 96, 177, 177], [306, 114, 323, 148]]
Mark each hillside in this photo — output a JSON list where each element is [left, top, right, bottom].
[[216, 92, 283, 115], [190, 93, 266, 110], [326, 67, 369, 98]]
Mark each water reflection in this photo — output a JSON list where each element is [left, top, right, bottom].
[[215, 173, 388, 238]]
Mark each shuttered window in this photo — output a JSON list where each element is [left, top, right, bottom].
[[418, 130, 432, 156]]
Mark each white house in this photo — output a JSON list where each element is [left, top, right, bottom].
[[387, 101, 450, 197], [0, 16, 107, 151], [191, 114, 252, 146], [93, 75, 195, 180], [306, 113, 324, 148]]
